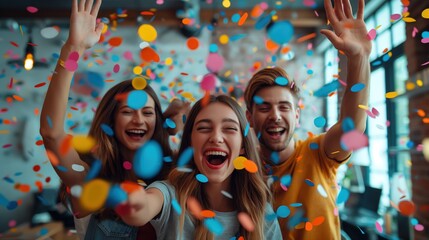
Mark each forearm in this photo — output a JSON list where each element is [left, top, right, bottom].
[[40, 43, 86, 139], [339, 54, 370, 133]]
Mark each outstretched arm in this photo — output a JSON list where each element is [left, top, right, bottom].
[[116, 187, 164, 226], [320, 0, 372, 161], [39, 0, 104, 216]]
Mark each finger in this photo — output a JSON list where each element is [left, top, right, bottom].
[[324, 0, 339, 25], [85, 0, 94, 12], [320, 29, 344, 50], [91, 0, 102, 16], [95, 22, 104, 37], [78, 0, 85, 12], [357, 0, 365, 20], [334, 0, 346, 21], [72, 0, 78, 13], [342, 0, 353, 19]]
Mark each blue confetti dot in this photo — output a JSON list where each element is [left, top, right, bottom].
[[165, 118, 176, 129], [127, 90, 148, 110], [204, 218, 224, 236], [163, 156, 173, 162], [101, 123, 114, 136], [267, 20, 294, 44], [111, 54, 120, 62], [275, 76, 289, 86], [85, 159, 102, 181], [276, 205, 291, 218], [290, 202, 302, 207], [177, 147, 194, 167], [406, 141, 414, 148], [253, 95, 264, 105], [372, 60, 382, 67], [336, 188, 350, 204], [231, 13, 240, 23], [350, 83, 366, 93], [411, 218, 419, 226], [255, 14, 272, 30], [134, 140, 163, 179], [314, 116, 326, 128], [314, 80, 340, 97], [106, 184, 128, 208], [270, 151, 280, 164], [244, 123, 250, 137], [196, 174, 208, 183], [39, 228, 49, 236], [209, 43, 218, 53], [307, 69, 314, 75], [382, 53, 390, 62], [304, 179, 315, 187], [182, 114, 187, 123], [7, 201, 18, 210], [172, 198, 182, 214], [342, 117, 355, 132], [309, 143, 319, 150], [280, 174, 292, 187], [230, 34, 247, 41], [56, 165, 68, 172], [307, 50, 314, 56], [0, 193, 9, 207]]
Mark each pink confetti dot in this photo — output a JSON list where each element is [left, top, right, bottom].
[[415, 224, 424, 231], [260, 2, 268, 10], [123, 161, 132, 170], [341, 130, 368, 151], [113, 64, 120, 73], [205, 53, 224, 73], [64, 60, 78, 72], [27, 6, 38, 13], [375, 221, 383, 233], [200, 73, 217, 91], [367, 29, 377, 40], [8, 220, 16, 228], [68, 51, 80, 61], [123, 51, 133, 61], [390, 14, 402, 21]]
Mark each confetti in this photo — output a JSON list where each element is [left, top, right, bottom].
[[267, 20, 294, 44], [72, 135, 96, 153], [204, 218, 224, 236], [80, 179, 110, 211], [133, 140, 163, 179], [398, 200, 415, 216], [105, 184, 127, 207], [276, 205, 290, 218], [238, 212, 255, 232], [196, 173, 208, 183], [313, 116, 326, 128], [341, 130, 368, 151], [172, 198, 182, 214], [177, 147, 194, 167], [138, 24, 157, 42], [127, 90, 148, 110]]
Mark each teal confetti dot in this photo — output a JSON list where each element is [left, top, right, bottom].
[[253, 95, 264, 105], [47, 116, 53, 128], [111, 54, 120, 62], [196, 174, 208, 183], [244, 123, 250, 137], [382, 53, 390, 62], [372, 60, 382, 67], [304, 179, 314, 187], [280, 174, 291, 187], [231, 13, 240, 23], [309, 142, 319, 150], [267, 20, 294, 44], [134, 140, 163, 179], [7, 201, 18, 210], [276, 205, 290, 218], [270, 151, 279, 164], [255, 14, 272, 30], [177, 147, 194, 167], [314, 80, 340, 97], [85, 159, 101, 181], [275, 76, 289, 86], [101, 123, 114, 136], [342, 117, 355, 132], [106, 184, 128, 208], [350, 83, 366, 92], [127, 90, 148, 110], [290, 202, 302, 207], [163, 156, 173, 162], [165, 118, 176, 129], [411, 218, 419, 226], [39, 228, 49, 236], [307, 69, 314, 75], [56, 165, 68, 172], [204, 218, 224, 236], [406, 141, 414, 148], [172, 198, 182, 214], [336, 188, 350, 204], [209, 43, 218, 53], [230, 34, 247, 41], [0, 193, 9, 207], [314, 116, 326, 128]]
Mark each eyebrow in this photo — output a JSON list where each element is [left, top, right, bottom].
[[119, 105, 154, 110], [195, 118, 239, 125], [260, 101, 293, 106]]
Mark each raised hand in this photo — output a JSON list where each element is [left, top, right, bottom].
[[67, 0, 104, 50], [320, 0, 372, 57]]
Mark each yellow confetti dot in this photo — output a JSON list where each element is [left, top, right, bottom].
[[132, 76, 147, 90], [67, 113, 73, 119], [358, 105, 369, 110], [233, 156, 247, 170], [80, 179, 110, 211], [219, 34, 229, 44], [181, 92, 194, 100], [422, 9, 429, 19], [385, 91, 398, 99], [224, 70, 231, 77], [168, 82, 176, 88], [72, 135, 96, 153], [416, 79, 423, 87], [222, 0, 231, 8], [165, 57, 173, 66], [133, 66, 143, 75], [101, 24, 108, 34], [138, 24, 157, 42], [406, 82, 415, 91]]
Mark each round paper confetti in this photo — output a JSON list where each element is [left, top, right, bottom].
[[85, 159, 102, 181], [71, 164, 85, 172], [172, 198, 182, 214], [314, 116, 326, 128], [385, 91, 398, 99], [123, 161, 132, 170], [187, 37, 199, 50], [127, 90, 148, 110], [165, 118, 176, 129], [41, 26, 59, 39], [367, 29, 377, 40], [200, 73, 217, 91], [204, 218, 224, 236], [108, 36, 123, 47], [317, 184, 328, 198], [105, 184, 128, 207], [80, 179, 110, 211], [336, 187, 350, 204], [276, 205, 290, 218], [196, 173, 208, 183], [398, 200, 415, 216], [253, 95, 264, 105], [177, 147, 194, 167], [27, 6, 38, 13], [131, 77, 147, 90], [138, 24, 157, 42], [72, 135, 96, 153], [267, 20, 294, 44], [350, 83, 366, 92], [101, 123, 114, 136], [275, 76, 289, 86], [70, 185, 82, 198], [238, 212, 255, 232], [140, 47, 160, 62], [340, 130, 368, 151], [206, 53, 224, 73], [133, 140, 163, 179]]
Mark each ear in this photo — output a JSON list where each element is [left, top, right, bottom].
[[246, 109, 254, 128], [295, 107, 300, 121], [239, 146, 245, 155]]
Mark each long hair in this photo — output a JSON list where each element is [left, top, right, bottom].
[[61, 80, 172, 218], [168, 95, 271, 240], [244, 66, 300, 112]]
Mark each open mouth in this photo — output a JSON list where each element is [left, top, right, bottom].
[[266, 127, 286, 137], [125, 129, 146, 140], [204, 150, 228, 169]]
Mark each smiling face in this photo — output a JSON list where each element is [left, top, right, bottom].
[[247, 86, 300, 154], [114, 95, 156, 154], [191, 102, 243, 185]]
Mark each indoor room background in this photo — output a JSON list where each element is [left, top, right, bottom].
[[0, 0, 428, 239]]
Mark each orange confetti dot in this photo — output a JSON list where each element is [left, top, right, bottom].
[[108, 36, 123, 47], [35, 181, 43, 192], [305, 222, 313, 231], [186, 37, 199, 50], [120, 181, 142, 194], [34, 82, 46, 88], [15, 183, 31, 193], [312, 216, 325, 226], [423, 118, 429, 124], [238, 212, 255, 232], [35, 140, 44, 146], [297, 33, 317, 43], [238, 12, 248, 26], [60, 135, 73, 156], [201, 210, 216, 218], [140, 47, 160, 62], [398, 200, 415, 216], [265, 39, 279, 52], [12, 95, 24, 102], [46, 149, 59, 166], [182, 18, 193, 25], [187, 196, 203, 219], [244, 160, 258, 173], [140, 11, 154, 16], [417, 109, 426, 117], [281, 46, 291, 54]]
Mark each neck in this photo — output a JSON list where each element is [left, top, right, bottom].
[[203, 180, 234, 212]]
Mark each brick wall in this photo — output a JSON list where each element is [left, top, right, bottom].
[[405, 2, 429, 239]]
